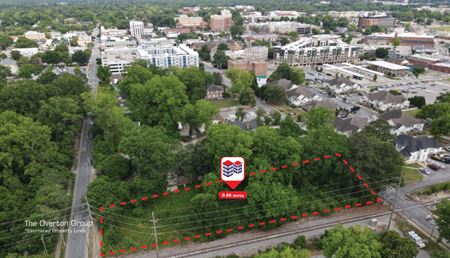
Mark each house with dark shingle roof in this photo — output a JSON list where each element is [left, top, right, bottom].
[[335, 116, 370, 136], [380, 110, 425, 136], [325, 77, 361, 94], [396, 135, 442, 163], [205, 84, 224, 100], [360, 90, 409, 112]]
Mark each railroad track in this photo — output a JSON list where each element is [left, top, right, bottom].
[[167, 201, 440, 258]]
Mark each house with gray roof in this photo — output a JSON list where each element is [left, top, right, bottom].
[[396, 135, 442, 163], [335, 116, 370, 136], [380, 110, 425, 136], [360, 90, 409, 112], [325, 77, 361, 94]]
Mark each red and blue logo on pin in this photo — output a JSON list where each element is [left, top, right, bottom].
[[220, 157, 245, 190]]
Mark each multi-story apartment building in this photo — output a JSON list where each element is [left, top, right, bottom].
[[210, 10, 233, 32], [274, 35, 362, 66], [176, 15, 206, 28], [136, 43, 199, 69], [358, 14, 396, 28], [129, 21, 144, 38]]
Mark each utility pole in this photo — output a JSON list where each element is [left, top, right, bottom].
[[85, 196, 93, 221], [387, 170, 404, 230], [84, 196, 94, 256], [41, 235, 48, 255], [151, 211, 159, 258], [430, 221, 436, 239]]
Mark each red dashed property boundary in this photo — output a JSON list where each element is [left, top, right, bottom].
[[98, 153, 383, 256]]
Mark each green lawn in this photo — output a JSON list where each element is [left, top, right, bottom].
[[431, 25, 450, 32], [404, 109, 420, 118], [208, 98, 239, 108], [402, 166, 423, 185]]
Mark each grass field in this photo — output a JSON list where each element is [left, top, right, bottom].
[[431, 25, 450, 32], [404, 109, 420, 118], [402, 166, 423, 185], [208, 98, 239, 108]]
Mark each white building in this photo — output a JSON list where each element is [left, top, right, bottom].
[[11, 48, 39, 57], [361, 90, 409, 112], [267, 10, 305, 19], [380, 111, 425, 136], [274, 35, 362, 66], [101, 47, 136, 75], [396, 135, 442, 163], [24, 31, 46, 41], [136, 43, 199, 69], [225, 46, 268, 61], [130, 21, 144, 39]]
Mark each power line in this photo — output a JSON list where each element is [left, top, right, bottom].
[[92, 187, 380, 229], [92, 190, 378, 236], [89, 174, 398, 221]]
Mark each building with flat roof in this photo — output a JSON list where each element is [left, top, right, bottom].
[[366, 60, 409, 76], [228, 60, 267, 78], [130, 21, 144, 39], [136, 43, 199, 69], [24, 31, 46, 41], [210, 10, 233, 32], [274, 35, 362, 66], [176, 15, 206, 28], [267, 10, 305, 19], [101, 47, 136, 75], [363, 33, 435, 48], [358, 14, 396, 28], [249, 22, 313, 34]]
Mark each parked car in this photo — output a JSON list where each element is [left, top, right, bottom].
[[407, 231, 426, 249], [419, 168, 431, 175], [428, 164, 440, 171]]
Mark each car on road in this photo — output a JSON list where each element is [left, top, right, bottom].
[[407, 231, 426, 249], [419, 168, 431, 175], [428, 163, 440, 171]]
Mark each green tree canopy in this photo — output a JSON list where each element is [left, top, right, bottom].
[[321, 225, 382, 258], [128, 75, 188, 131], [435, 198, 450, 241], [378, 230, 418, 258]]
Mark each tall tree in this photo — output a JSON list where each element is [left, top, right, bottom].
[[435, 199, 450, 241], [206, 124, 253, 165], [321, 225, 382, 258], [378, 230, 418, 258], [119, 126, 176, 177], [128, 75, 188, 131], [174, 67, 209, 102], [183, 99, 218, 136]]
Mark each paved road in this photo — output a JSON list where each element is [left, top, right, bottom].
[[201, 61, 232, 88], [65, 27, 100, 258], [383, 165, 450, 242]]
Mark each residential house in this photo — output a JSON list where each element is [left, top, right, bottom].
[[334, 108, 378, 136], [396, 135, 442, 163], [325, 77, 361, 95], [361, 90, 409, 112], [287, 87, 323, 107], [206, 85, 224, 100], [335, 116, 370, 136], [215, 106, 259, 131], [380, 110, 425, 135]]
